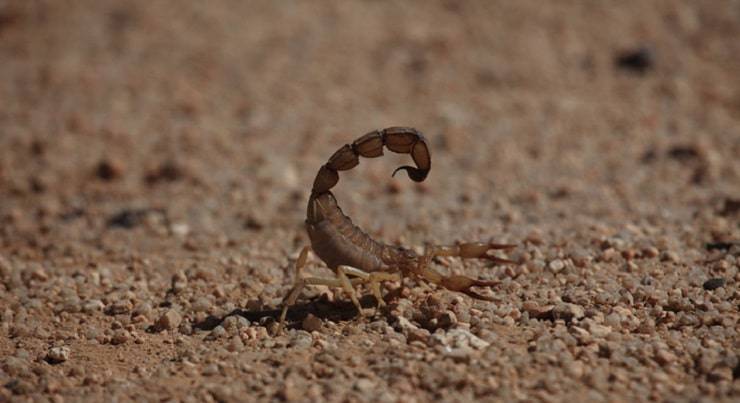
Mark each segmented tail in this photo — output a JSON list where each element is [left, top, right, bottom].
[[310, 127, 431, 196]]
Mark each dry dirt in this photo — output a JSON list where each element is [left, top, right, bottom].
[[1, 1, 739, 402]]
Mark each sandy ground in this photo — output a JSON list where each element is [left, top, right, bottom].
[[0, 1, 738, 402]]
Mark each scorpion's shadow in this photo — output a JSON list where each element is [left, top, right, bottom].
[[193, 295, 385, 331]]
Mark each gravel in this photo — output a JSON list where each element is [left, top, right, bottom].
[[155, 310, 182, 331], [301, 313, 323, 332], [703, 278, 726, 290], [46, 347, 70, 364], [110, 330, 130, 345]]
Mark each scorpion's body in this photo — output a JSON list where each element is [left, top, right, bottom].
[[307, 192, 389, 273], [278, 127, 515, 332]]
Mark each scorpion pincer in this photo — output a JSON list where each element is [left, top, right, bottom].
[[277, 127, 516, 333]]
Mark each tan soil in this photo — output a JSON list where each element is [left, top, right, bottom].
[[1, 1, 738, 402]]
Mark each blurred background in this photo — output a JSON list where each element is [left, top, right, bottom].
[[2, 0, 739, 262], [1, 0, 738, 263]]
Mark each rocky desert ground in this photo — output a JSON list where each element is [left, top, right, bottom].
[[0, 1, 738, 402]]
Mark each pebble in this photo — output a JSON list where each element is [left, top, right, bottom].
[[132, 302, 152, 317], [625, 261, 638, 273], [222, 315, 239, 332], [302, 313, 323, 332], [564, 361, 585, 378], [707, 367, 733, 383], [642, 247, 660, 259], [227, 336, 244, 352], [393, 316, 420, 334], [107, 300, 133, 315], [605, 313, 622, 328], [171, 272, 188, 293], [289, 331, 313, 349], [236, 316, 250, 328], [96, 158, 124, 181], [601, 248, 619, 262], [437, 310, 458, 328], [354, 378, 376, 393], [59, 297, 81, 313], [3, 357, 29, 377], [654, 349, 677, 366], [171, 223, 190, 237], [191, 297, 212, 313], [213, 285, 226, 299], [155, 310, 182, 331], [83, 374, 101, 386], [82, 300, 105, 314], [570, 326, 592, 345], [407, 328, 431, 345], [202, 364, 219, 376], [621, 249, 637, 260], [527, 259, 546, 272], [549, 259, 565, 273], [526, 230, 544, 245], [432, 328, 490, 351], [702, 278, 725, 290], [210, 325, 227, 339], [46, 346, 70, 363], [208, 384, 233, 401], [570, 250, 592, 268], [552, 303, 585, 322], [661, 251, 680, 263], [523, 302, 555, 320], [5, 379, 35, 395], [111, 330, 130, 345], [586, 322, 612, 339], [30, 268, 49, 282]]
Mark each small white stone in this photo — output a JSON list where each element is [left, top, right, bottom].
[[107, 300, 132, 315], [587, 323, 612, 338], [191, 297, 212, 313], [354, 378, 375, 393], [202, 364, 219, 376], [227, 336, 244, 352], [289, 330, 313, 349], [155, 309, 182, 331], [171, 223, 190, 237], [549, 259, 565, 273], [433, 328, 490, 350], [553, 303, 585, 321], [47, 346, 70, 363], [654, 349, 677, 366], [82, 300, 105, 314], [111, 330, 130, 345], [210, 326, 227, 339]]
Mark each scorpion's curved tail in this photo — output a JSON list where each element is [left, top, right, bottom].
[[310, 127, 431, 196]]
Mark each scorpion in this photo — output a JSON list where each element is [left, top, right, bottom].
[[278, 127, 516, 333]]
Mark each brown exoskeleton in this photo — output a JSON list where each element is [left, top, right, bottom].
[[277, 127, 515, 333]]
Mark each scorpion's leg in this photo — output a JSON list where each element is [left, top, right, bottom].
[[334, 266, 400, 309], [416, 262, 501, 301], [334, 266, 399, 311], [336, 266, 366, 315], [367, 272, 401, 307], [277, 246, 344, 334], [277, 276, 348, 334], [278, 246, 311, 333], [417, 242, 517, 301]]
